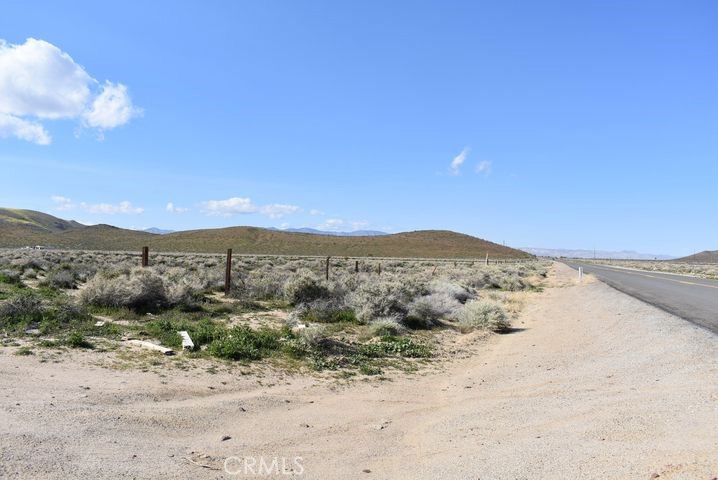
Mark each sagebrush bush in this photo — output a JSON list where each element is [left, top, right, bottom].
[[349, 279, 411, 323], [283, 270, 330, 305], [406, 292, 461, 328], [79, 267, 206, 312], [454, 299, 510, 332], [0, 269, 22, 285], [44, 269, 77, 289], [0, 293, 44, 326], [368, 317, 406, 337], [429, 279, 472, 303]]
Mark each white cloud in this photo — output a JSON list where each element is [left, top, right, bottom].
[[317, 218, 345, 231], [309, 209, 323, 216], [201, 197, 257, 216], [260, 204, 301, 219], [0, 38, 140, 144], [201, 196, 301, 219], [350, 220, 369, 231], [51, 195, 143, 214], [83, 81, 141, 130], [166, 202, 188, 214], [475, 160, 492, 175], [449, 147, 469, 175], [80, 201, 144, 214], [51, 195, 74, 211], [0, 113, 51, 145]]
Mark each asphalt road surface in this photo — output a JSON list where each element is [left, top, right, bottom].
[[564, 262, 718, 335]]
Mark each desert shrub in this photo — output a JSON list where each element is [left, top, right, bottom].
[[496, 274, 526, 291], [11, 257, 49, 272], [66, 331, 94, 349], [44, 268, 77, 289], [79, 268, 202, 312], [429, 279, 472, 303], [21, 268, 38, 280], [165, 275, 206, 310], [208, 326, 283, 361], [367, 317, 406, 337], [0, 270, 22, 285], [0, 293, 44, 327], [283, 270, 331, 305], [231, 266, 286, 300], [454, 299, 510, 332], [298, 299, 357, 324], [297, 325, 327, 347], [405, 292, 461, 329], [349, 280, 411, 323]]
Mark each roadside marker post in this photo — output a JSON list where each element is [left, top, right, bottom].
[[141, 246, 149, 267], [579, 267, 583, 282]]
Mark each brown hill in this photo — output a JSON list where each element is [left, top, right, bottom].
[[0, 209, 531, 259], [674, 251, 718, 263]]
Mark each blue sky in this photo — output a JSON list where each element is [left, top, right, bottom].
[[0, 1, 715, 256]]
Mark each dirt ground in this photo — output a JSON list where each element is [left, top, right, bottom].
[[1, 263, 716, 479]]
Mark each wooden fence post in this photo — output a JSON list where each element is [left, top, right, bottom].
[[377, 263, 382, 275], [485, 253, 489, 266], [325, 256, 331, 281], [355, 260, 359, 273], [224, 248, 233, 296], [142, 246, 149, 267]]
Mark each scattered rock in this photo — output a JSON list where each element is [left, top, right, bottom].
[[221, 435, 231, 442]]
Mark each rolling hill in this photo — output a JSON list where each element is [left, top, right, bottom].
[[0, 208, 532, 259], [674, 251, 718, 263]]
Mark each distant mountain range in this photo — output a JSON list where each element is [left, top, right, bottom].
[[521, 247, 676, 260], [268, 227, 387, 237], [0, 208, 531, 259]]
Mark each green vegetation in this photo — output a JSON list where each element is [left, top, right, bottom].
[[0, 247, 549, 376]]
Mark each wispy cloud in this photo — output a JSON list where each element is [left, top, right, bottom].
[[351, 220, 369, 230], [316, 218, 371, 232], [475, 160, 492, 175], [0, 38, 141, 145], [51, 195, 74, 211], [51, 196, 144, 214], [317, 218, 345, 231], [81, 201, 143, 214], [200, 196, 301, 219], [260, 204, 301, 219], [166, 202, 188, 214], [200, 197, 256, 216], [449, 147, 469, 175]]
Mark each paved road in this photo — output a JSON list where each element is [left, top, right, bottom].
[[564, 262, 718, 335]]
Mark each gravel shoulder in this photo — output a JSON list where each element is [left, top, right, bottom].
[[1, 262, 716, 479]]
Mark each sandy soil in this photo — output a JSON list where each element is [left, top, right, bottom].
[[1, 263, 716, 479]]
